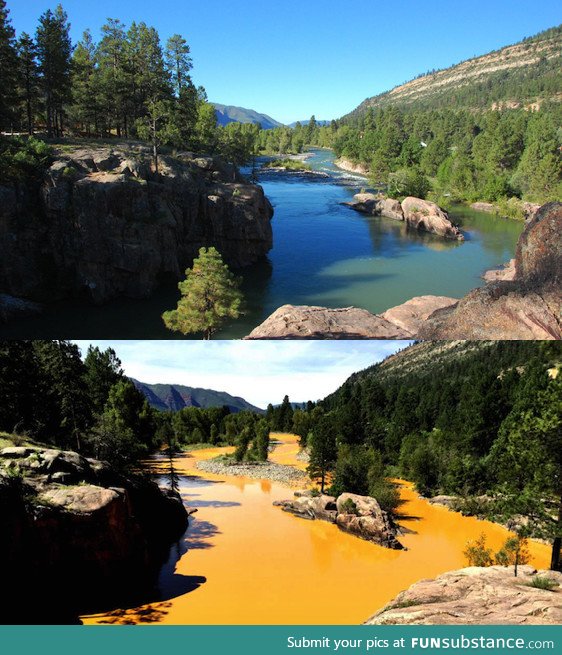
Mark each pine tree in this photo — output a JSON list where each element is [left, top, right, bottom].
[[17, 32, 40, 135], [254, 419, 270, 461], [0, 0, 18, 130], [35, 5, 72, 137], [70, 30, 99, 136], [307, 416, 338, 493], [162, 247, 243, 339], [96, 18, 127, 136], [165, 34, 192, 97]]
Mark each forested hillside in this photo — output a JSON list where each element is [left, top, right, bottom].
[[347, 26, 562, 117], [133, 379, 263, 414], [293, 341, 562, 566]]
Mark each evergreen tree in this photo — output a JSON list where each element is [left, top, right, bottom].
[[307, 416, 338, 493], [83, 345, 124, 415], [70, 30, 99, 136], [35, 5, 72, 137], [17, 32, 40, 135], [165, 34, 192, 97], [0, 0, 18, 130], [254, 419, 270, 461], [162, 247, 243, 339]]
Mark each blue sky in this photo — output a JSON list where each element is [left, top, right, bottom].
[[7, 0, 561, 124], [72, 340, 410, 407]]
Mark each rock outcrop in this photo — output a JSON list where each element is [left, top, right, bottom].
[[365, 566, 562, 625], [401, 197, 464, 240], [248, 202, 561, 340], [0, 293, 43, 323], [334, 158, 370, 175], [482, 259, 516, 282], [245, 304, 410, 339], [380, 296, 459, 336], [246, 296, 458, 339], [418, 202, 562, 339], [274, 490, 403, 549], [0, 444, 189, 623], [0, 145, 273, 305], [346, 193, 464, 240]]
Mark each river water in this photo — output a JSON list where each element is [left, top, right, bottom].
[[82, 434, 550, 625], [0, 150, 522, 339]]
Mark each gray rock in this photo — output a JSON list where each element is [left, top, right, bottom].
[[401, 197, 464, 240], [245, 304, 411, 339], [365, 566, 562, 625]]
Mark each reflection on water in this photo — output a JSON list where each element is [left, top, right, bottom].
[[82, 434, 550, 626], [1, 151, 523, 339]]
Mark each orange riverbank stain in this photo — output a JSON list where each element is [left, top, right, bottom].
[[82, 433, 550, 625]]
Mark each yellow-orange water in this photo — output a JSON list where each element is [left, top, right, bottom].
[[82, 433, 550, 625]]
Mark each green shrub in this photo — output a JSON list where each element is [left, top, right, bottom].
[[464, 533, 494, 567], [340, 498, 358, 515], [387, 167, 431, 200], [526, 576, 560, 591], [0, 137, 53, 184]]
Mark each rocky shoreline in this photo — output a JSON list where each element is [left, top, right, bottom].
[[246, 202, 561, 340], [333, 157, 370, 176], [365, 566, 562, 625], [196, 458, 307, 486], [0, 443, 188, 623]]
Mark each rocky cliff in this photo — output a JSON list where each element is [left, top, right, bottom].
[[0, 144, 273, 305], [365, 566, 562, 625], [0, 443, 189, 623]]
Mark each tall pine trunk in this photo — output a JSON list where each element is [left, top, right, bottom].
[[551, 491, 562, 571]]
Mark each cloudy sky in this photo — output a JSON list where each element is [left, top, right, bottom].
[[73, 340, 410, 408]]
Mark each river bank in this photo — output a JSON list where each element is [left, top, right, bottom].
[[0, 149, 524, 339], [81, 433, 551, 625]]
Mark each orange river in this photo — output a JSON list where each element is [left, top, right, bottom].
[[82, 433, 550, 625]]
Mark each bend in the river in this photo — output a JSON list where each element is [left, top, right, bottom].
[[82, 433, 550, 625]]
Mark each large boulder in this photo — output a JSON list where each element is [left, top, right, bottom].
[[419, 203, 562, 339], [346, 194, 404, 221], [380, 295, 459, 336], [401, 197, 464, 240], [335, 493, 403, 549], [245, 304, 411, 339], [274, 493, 338, 522], [515, 201, 562, 285], [365, 566, 562, 625], [418, 284, 561, 339]]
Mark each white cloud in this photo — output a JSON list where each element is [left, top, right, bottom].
[[73, 340, 410, 408]]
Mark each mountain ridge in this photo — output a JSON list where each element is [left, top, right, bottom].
[[345, 25, 562, 119], [212, 103, 282, 129], [132, 379, 264, 414]]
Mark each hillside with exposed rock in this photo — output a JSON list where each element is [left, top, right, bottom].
[[347, 25, 562, 118]]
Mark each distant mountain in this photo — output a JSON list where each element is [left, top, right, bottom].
[[345, 25, 562, 119], [132, 379, 264, 414], [213, 103, 282, 130], [288, 119, 331, 127]]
